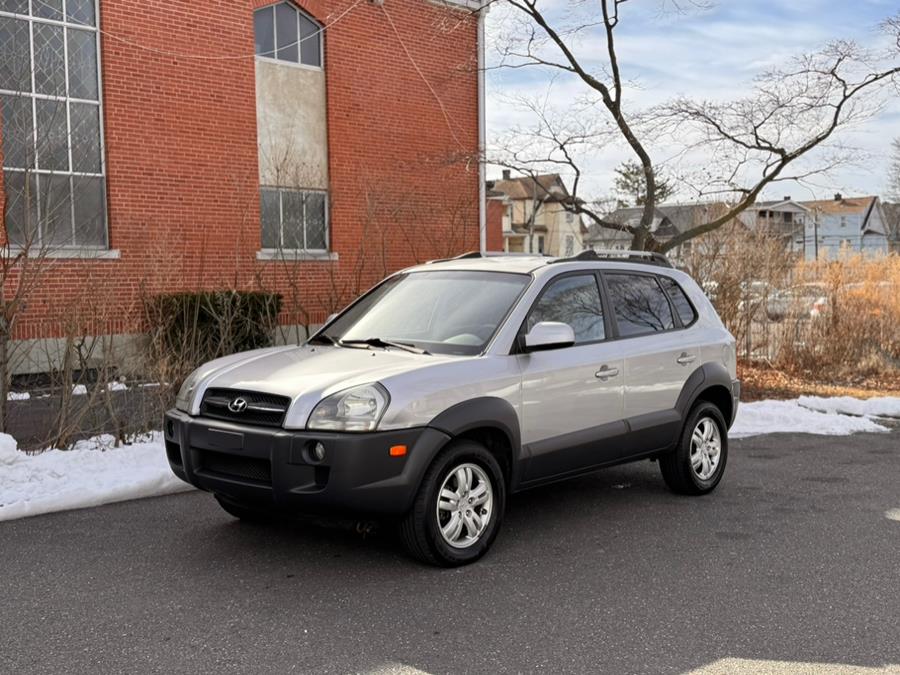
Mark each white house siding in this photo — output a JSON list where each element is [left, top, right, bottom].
[[803, 213, 889, 259]]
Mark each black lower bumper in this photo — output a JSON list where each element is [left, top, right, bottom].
[[730, 378, 741, 427], [163, 409, 450, 516]]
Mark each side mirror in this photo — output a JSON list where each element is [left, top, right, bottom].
[[524, 321, 575, 352]]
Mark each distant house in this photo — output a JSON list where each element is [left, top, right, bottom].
[[742, 194, 891, 260], [486, 172, 587, 256], [585, 202, 730, 263], [877, 202, 900, 253]]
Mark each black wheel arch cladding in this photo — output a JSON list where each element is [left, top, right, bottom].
[[674, 361, 736, 426], [426, 396, 522, 480]]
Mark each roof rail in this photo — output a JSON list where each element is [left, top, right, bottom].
[[550, 249, 673, 268], [425, 251, 482, 264], [425, 251, 548, 264]]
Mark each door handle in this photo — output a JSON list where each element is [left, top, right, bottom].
[[676, 352, 696, 366], [595, 366, 619, 381]]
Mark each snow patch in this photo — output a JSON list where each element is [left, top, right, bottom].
[[885, 509, 900, 522], [0, 433, 193, 523], [798, 396, 900, 419], [71, 384, 87, 396], [731, 400, 889, 438], [107, 381, 128, 392], [6, 391, 30, 401]]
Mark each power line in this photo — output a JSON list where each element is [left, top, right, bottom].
[[16, 0, 364, 61], [15, 0, 470, 152], [379, 2, 465, 150]]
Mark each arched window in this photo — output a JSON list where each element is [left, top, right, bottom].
[[253, 2, 322, 68]]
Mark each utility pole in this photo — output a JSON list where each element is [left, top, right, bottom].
[[813, 207, 819, 261]]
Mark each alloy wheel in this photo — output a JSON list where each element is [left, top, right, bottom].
[[690, 417, 722, 481], [435, 463, 494, 549]]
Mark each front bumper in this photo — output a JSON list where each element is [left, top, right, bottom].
[[163, 409, 450, 516]]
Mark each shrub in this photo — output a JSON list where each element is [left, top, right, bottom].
[[145, 290, 282, 385], [774, 255, 900, 380]]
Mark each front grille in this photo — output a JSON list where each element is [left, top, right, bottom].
[[200, 450, 272, 484], [200, 388, 290, 427]]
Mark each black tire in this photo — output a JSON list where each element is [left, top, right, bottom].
[[659, 401, 728, 495], [400, 440, 506, 567], [215, 495, 273, 524]]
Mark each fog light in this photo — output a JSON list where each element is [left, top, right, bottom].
[[311, 441, 326, 462]]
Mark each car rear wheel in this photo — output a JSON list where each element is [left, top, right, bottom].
[[659, 401, 728, 495], [400, 440, 506, 567]]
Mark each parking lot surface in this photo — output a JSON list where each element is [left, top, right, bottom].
[[2, 430, 899, 674]]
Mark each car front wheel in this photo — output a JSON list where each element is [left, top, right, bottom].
[[659, 401, 728, 495], [400, 440, 506, 567]]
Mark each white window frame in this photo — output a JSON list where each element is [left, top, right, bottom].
[[1, 0, 109, 252], [253, 2, 323, 71]]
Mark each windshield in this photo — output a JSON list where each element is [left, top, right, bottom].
[[320, 271, 531, 356]]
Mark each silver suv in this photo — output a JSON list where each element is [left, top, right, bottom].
[[165, 251, 739, 566]]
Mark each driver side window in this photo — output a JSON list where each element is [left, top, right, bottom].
[[527, 274, 606, 344]]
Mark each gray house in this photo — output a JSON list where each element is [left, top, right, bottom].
[[585, 202, 730, 262], [742, 194, 891, 260]]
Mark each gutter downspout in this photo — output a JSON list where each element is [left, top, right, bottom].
[[477, 2, 487, 254]]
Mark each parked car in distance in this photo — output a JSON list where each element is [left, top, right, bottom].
[[737, 280, 775, 314], [766, 283, 829, 322], [165, 250, 740, 566]]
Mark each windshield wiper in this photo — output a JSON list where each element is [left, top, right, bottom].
[[308, 333, 338, 345], [339, 338, 429, 355]]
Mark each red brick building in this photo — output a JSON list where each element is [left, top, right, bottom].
[[0, 0, 481, 369]]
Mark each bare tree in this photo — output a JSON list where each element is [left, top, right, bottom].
[[887, 137, 900, 203], [613, 159, 675, 208], [489, 1, 900, 251]]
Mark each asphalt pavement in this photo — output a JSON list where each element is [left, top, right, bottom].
[[2, 429, 899, 674]]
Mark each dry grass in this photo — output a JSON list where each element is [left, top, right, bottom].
[[739, 361, 900, 402], [774, 254, 900, 380]]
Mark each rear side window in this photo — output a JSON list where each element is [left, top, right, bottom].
[[528, 274, 605, 344], [605, 273, 675, 337], [658, 276, 697, 326]]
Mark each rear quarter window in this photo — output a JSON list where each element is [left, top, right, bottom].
[[658, 275, 698, 326]]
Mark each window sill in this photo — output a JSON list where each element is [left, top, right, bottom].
[[256, 249, 338, 262], [254, 55, 323, 73], [3, 247, 121, 260]]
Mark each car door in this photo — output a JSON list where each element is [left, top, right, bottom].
[[603, 271, 701, 452], [517, 272, 627, 482]]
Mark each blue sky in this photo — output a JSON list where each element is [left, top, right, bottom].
[[485, 0, 900, 203]]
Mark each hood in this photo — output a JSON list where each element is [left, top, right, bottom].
[[194, 344, 460, 428]]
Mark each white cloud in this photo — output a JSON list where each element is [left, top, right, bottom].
[[486, 0, 900, 200]]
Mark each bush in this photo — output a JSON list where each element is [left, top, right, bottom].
[[145, 290, 282, 384], [775, 255, 900, 380]]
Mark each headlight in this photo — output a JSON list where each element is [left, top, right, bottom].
[[175, 368, 205, 412], [307, 383, 389, 432]]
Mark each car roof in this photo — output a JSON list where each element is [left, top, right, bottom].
[[403, 252, 678, 277], [410, 255, 550, 274]]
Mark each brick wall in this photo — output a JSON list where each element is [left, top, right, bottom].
[[2, 0, 479, 341], [486, 199, 505, 252]]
